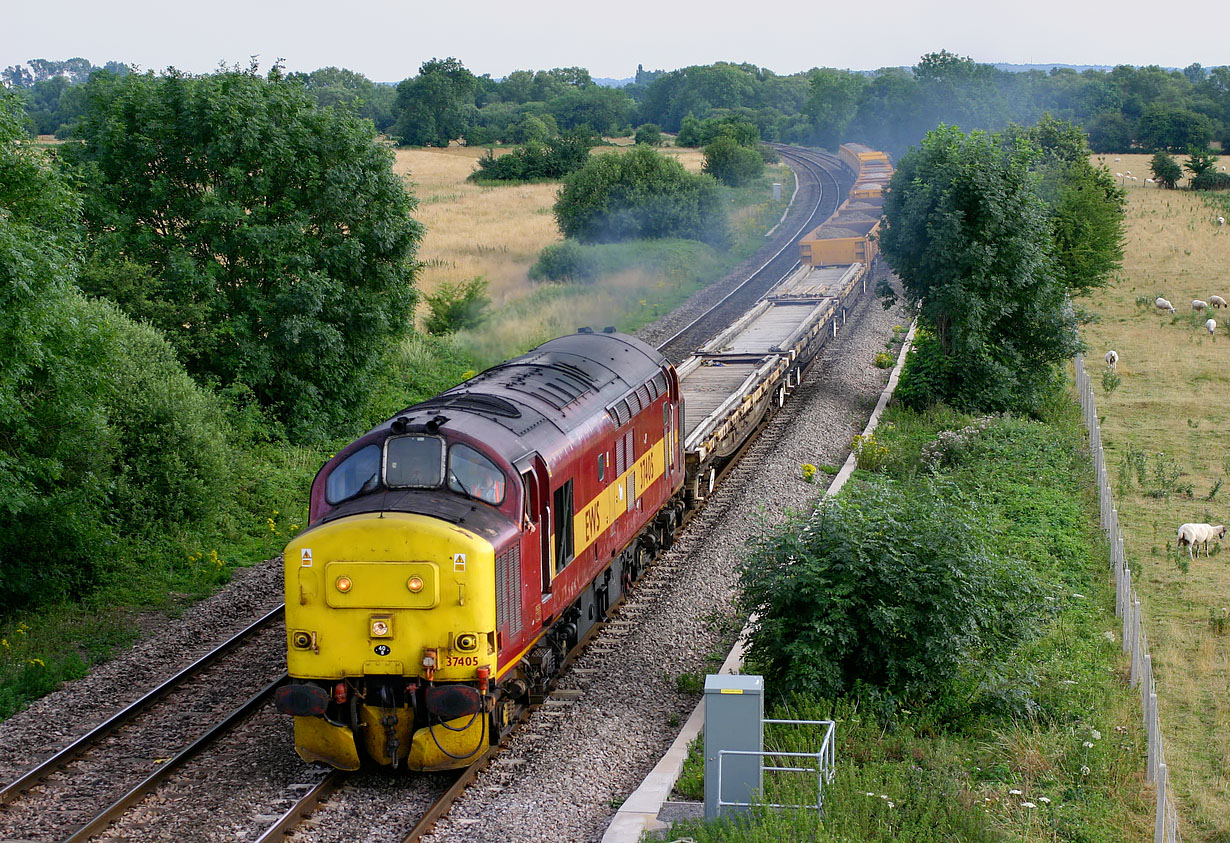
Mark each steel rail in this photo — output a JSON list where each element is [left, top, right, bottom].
[[654, 146, 848, 356], [62, 673, 289, 842], [0, 603, 285, 806], [252, 770, 346, 843]]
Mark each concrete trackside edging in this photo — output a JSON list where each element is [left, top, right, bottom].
[[601, 318, 917, 843]]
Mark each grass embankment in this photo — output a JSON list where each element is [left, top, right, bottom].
[[1, 145, 790, 720], [1077, 154, 1230, 840], [670, 405, 1152, 841]]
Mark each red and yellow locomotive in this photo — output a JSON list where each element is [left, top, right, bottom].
[[275, 330, 686, 770]]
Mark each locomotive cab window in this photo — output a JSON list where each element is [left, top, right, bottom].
[[553, 480, 574, 573], [325, 444, 381, 504], [448, 444, 506, 505], [385, 435, 445, 488]]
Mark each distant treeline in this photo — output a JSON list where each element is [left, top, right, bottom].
[[8, 51, 1230, 156]]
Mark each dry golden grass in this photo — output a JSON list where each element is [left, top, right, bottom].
[[395, 145, 707, 302], [394, 147, 560, 305], [1078, 153, 1230, 839], [395, 144, 709, 363]]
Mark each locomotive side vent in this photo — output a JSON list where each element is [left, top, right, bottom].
[[496, 546, 523, 637]]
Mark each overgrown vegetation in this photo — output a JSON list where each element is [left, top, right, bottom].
[[675, 406, 1150, 840]]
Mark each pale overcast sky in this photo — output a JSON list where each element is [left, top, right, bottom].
[[6, 0, 1224, 82]]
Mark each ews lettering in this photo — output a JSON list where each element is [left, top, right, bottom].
[[583, 500, 602, 543]]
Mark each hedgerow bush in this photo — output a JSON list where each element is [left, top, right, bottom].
[[553, 145, 727, 245], [740, 474, 1044, 710]]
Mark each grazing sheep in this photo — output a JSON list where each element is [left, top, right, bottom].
[[1210, 295, 1227, 309], [1207, 318, 1217, 336], [1104, 350, 1118, 371], [1177, 523, 1227, 560], [1156, 297, 1176, 314], [1220, 217, 1227, 226], [1194, 299, 1209, 312]]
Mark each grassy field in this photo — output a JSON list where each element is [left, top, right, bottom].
[[396, 144, 789, 367], [1077, 153, 1230, 840]]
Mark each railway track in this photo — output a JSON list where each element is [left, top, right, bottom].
[[655, 146, 850, 362], [0, 146, 858, 843]]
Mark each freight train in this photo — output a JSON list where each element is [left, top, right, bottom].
[[274, 145, 891, 772]]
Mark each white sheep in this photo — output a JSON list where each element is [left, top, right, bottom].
[[1177, 523, 1227, 560], [1104, 350, 1118, 371], [1219, 217, 1226, 226], [1207, 318, 1217, 337], [1210, 295, 1227, 309], [1156, 297, 1176, 314], [1194, 299, 1209, 312]]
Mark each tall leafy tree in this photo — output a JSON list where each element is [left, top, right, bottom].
[[1151, 152, 1182, 188], [392, 57, 478, 147], [553, 145, 726, 245], [0, 92, 234, 611], [805, 69, 865, 149], [68, 66, 423, 441], [880, 124, 1080, 413], [1012, 115, 1125, 294]]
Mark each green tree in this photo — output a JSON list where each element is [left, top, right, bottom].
[[422, 277, 490, 335], [805, 69, 865, 149], [702, 135, 764, 186], [1151, 152, 1182, 188], [1184, 146, 1218, 178], [68, 67, 423, 441], [0, 92, 235, 613], [1014, 115, 1125, 294], [880, 124, 1080, 413], [1084, 111, 1134, 153], [634, 123, 662, 146], [553, 145, 727, 245], [1137, 104, 1213, 151], [392, 57, 478, 147]]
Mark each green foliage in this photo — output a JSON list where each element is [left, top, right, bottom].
[[805, 69, 865, 149], [1189, 170, 1230, 191], [0, 93, 238, 615], [1137, 104, 1213, 152], [469, 129, 596, 183], [1184, 146, 1218, 179], [1150, 152, 1182, 189], [1018, 117, 1125, 295], [633, 123, 662, 146], [392, 57, 478, 147], [880, 125, 1081, 414], [422, 277, 490, 335], [67, 66, 422, 442], [293, 66, 396, 131], [702, 135, 764, 186], [552, 145, 727, 245], [740, 472, 1043, 707]]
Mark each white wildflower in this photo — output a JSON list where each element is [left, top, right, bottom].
[[1022, 802, 1037, 809], [1039, 796, 1052, 804], [1009, 788, 1023, 796], [1081, 765, 1091, 776], [1091, 729, 1102, 740], [1083, 741, 1094, 748]]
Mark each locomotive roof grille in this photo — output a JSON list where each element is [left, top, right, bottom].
[[416, 392, 522, 419]]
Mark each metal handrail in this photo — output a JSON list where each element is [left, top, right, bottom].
[[715, 719, 836, 815]]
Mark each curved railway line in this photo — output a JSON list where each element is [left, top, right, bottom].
[[0, 145, 867, 842]]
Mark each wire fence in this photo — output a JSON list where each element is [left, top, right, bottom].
[[1074, 354, 1180, 843]]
